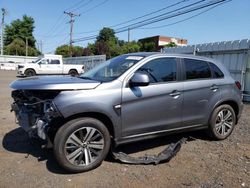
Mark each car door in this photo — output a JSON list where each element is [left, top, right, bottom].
[[181, 58, 220, 126], [46, 59, 62, 74], [36, 58, 49, 74], [121, 57, 183, 137]]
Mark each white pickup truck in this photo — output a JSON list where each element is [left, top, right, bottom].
[[17, 54, 84, 77]]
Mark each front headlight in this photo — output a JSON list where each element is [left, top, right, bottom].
[[44, 101, 61, 118], [18, 65, 24, 69]]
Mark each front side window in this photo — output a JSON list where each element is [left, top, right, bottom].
[[39, 59, 48, 65], [137, 58, 177, 83], [184, 59, 211, 80]]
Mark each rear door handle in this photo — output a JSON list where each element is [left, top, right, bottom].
[[210, 85, 218, 91], [169, 90, 181, 98]]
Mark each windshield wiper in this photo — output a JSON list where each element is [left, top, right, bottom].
[[79, 76, 95, 80]]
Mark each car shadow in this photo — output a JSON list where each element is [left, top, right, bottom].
[[2, 127, 68, 174], [16, 75, 25, 78], [2, 127, 210, 174]]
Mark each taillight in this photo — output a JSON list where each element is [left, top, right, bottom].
[[235, 81, 241, 90]]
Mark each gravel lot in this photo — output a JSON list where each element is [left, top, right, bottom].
[[0, 70, 249, 188]]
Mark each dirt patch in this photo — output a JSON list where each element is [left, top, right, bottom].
[[0, 70, 249, 188]]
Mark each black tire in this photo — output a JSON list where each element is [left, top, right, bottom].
[[53, 117, 111, 173], [69, 69, 78, 77], [207, 104, 236, 140], [25, 69, 36, 77]]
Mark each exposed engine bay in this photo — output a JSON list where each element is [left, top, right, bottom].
[[11, 90, 61, 143]]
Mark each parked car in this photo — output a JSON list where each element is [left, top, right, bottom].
[[17, 54, 84, 77], [10, 52, 243, 172]]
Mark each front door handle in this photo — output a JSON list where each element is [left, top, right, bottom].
[[169, 90, 181, 98], [210, 84, 218, 92]]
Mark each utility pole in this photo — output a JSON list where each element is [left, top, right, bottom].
[[40, 40, 43, 54], [127, 28, 130, 43], [1, 8, 6, 56], [63, 11, 80, 56], [25, 37, 28, 56]]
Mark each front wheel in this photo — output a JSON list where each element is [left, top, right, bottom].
[[207, 104, 236, 140], [25, 69, 36, 77], [53, 118, 111, 173]]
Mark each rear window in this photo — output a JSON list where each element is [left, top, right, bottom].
[[209, 62, 224, 78], [184, 59, 211, 80]]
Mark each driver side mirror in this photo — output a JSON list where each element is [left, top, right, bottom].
[[129, 72, 150, 87]]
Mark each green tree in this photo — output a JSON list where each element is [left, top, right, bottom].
[[5, 38, 25, 56], [96, 27, 117, 43], [82, 47, 93, 56], [140, 42, 157, 52], [121, 41, 141, 54], [55, 45, 71, 57], [95, 27, 122, 59], [55, 45, 84, 57], [4, 15, 40, 56], [164, 42, 177, 48], [72, 46, 84, 57]]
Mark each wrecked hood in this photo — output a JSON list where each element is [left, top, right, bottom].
[[10, 76, 101, 90]]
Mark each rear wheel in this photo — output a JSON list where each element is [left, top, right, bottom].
[[53, 117, 111, 173], [25, 69, 36, 77], [208, 104, 236, 140], [69, 69, 78, 77]]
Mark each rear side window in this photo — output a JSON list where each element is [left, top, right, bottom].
[[49, 60, 60, 64], [209, 62, 224, 78], [184, 59, 211, 80]]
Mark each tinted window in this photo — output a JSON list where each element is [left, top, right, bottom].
[[50, 60, 60, 64], [184, 59, 211, 80], [40, 59, 48, 64], [137, 58, 176, 83], [209, 62, 224, 78]]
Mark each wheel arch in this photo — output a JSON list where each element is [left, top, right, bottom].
[[68, 69, 78, 74], [212, 100, 240, 124], [25, 68, 36, 75], [58, 112, 115, 139]]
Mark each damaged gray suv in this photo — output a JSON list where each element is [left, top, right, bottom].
[[10, 53, 243, 172]]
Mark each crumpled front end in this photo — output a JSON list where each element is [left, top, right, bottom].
[[11, 90, 62, 143]]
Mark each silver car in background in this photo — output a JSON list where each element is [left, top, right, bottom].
[[10, 52, 243, 172]]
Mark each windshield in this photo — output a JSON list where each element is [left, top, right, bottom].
[[32, 58, 42, 63], [80, 54, 145, 82]]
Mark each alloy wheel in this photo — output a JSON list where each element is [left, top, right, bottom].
[[65, 127, 104, 166], [215, 109, 233, 136]]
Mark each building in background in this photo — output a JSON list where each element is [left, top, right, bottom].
[[138, 35, 187, 50]]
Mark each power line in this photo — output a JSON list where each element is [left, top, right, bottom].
[[73, 0, 229, 43], [74, 0, 207, 41], [73, 0, 189, 35], [73, 0, 204, 41], [73, 0, 206, 42], [71, 0, 94, 12], [78, 0, 109, 15], [140, 0, 230, 29], [45, 35, 69, 54], [109, 0, 190, 28], [39, 0, 89, 38], [64, 0, 87, 11], [44, 0, 109, 38], [115, 0, 206, 32]]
